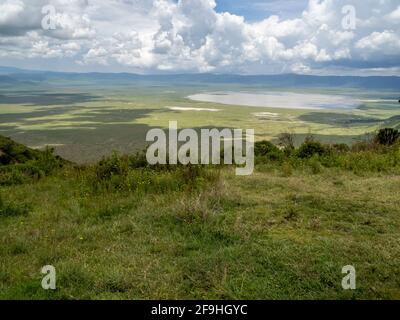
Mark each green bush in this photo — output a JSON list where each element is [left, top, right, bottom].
[[375, 128, 400, 146], [295, 141, 327, 159], [34, 147, 65, 175], [94, 152, 129, 181], [0, 168, 29, 186], [254, 140, 284, 161], [0, 163, 44, 186], [128, 150, 149, 169]]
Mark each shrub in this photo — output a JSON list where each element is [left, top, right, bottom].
[[254, 140, 284, 161], [0, 163, 44, 186], [0, 168, 29, 186], [277, 132, 296, 156], [375, 128, 400, 146], [278, 132, 295, 150], [255, 140, 278, 156], [33, 147, 66, 175], [94, 152, 129, 181], [128, 150, 148, 169], [295, 141, 327, 159]]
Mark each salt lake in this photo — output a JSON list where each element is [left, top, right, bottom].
[[187, 91, 361, 110]]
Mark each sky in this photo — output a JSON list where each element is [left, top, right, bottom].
[[0, 0, 399, 75]]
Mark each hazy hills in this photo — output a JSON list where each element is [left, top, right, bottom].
[[1, 66, 400, 89]]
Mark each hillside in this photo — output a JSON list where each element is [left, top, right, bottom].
[[0, 135, 45, 165], [1, 66, 400, 89], [0, 135, 399, 299], [0, 136, 68, 186]]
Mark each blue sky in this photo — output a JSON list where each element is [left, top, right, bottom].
[[215, 0, 309, 21], [0, 0, 399, 75]]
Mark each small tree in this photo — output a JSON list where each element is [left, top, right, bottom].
[[254, 140, 284, 161], [278, 132, 295, 150], [255, 140, 279, 156], [375, 128, 400, 146], [296, 141, 327, 159]]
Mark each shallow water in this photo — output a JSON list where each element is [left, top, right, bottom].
[[187, 91, 361, 110]]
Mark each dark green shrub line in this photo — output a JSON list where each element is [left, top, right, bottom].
[[87, 151, 221, 194], [255, 128, 400, 173], [1, 128, 399, 188]]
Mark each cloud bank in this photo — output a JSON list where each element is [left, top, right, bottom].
[[0, 0, 399, 75]]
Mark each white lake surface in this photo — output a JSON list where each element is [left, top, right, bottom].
[[187, 91, 361, 110]]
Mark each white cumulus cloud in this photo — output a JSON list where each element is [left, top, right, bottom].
[[0, 0, 399, 75]]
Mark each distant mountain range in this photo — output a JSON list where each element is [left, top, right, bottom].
[[0, 66, 400, 89]]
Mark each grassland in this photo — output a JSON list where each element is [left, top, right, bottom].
[[1, 80, 399, 299], [0, 137, 400, 299], [1, 82, 399, 163]]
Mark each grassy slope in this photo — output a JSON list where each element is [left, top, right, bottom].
[[1, 159, 399, 299], [0, 135, 43, 164]]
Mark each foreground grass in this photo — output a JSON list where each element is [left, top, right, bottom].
[[1, 163, 399, 299]]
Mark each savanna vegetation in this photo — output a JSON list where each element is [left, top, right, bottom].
[[0, 129, 399, 299]]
